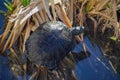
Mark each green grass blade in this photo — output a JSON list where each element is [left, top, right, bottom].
[[4, 2, 14, 12], [22, 0, 30, 7], [5, 0, 12, 6], [109, 37, 117, 41], [0, 10, 6, 15]]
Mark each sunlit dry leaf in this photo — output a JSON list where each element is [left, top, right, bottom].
[[20, 5, 41, 24], [42, 0, 62, 21], [55, 4, 72, 28], [9, 7, 30, 22], [9, 48, 18, 60], [35, 12, 43, 24], [102, 21, 109, 33], [19, 34, 24, 53], [23, 63, 27, 73], [42, 9, 49, 22], [2, 20, 26, 52], [67, 0, 74, 23], [89, 11, 116, 23], [77, 0, 84, 2], [79, 0, 87, 25], [0, 22, 13, 48], [31, 15, 40, 31], [114, 22, 119, 37], [22, 21, 33, 52], [86, 0, 96, 12], [42, 0, 52, 20], [2, 31, 13, 53], [112, 0, 117, 22], [50, 0, 56, 21], [95, 0, 110, 11], [11, 64, 23, 76], [89, 17, 98, 38], [39, 8, 46, 22], [10, 21, 26, 47], [10, 0, 42, 23]]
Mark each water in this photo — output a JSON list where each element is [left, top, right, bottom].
[[0, 0, 120, 80], [0, 0, 6, 34], [74, 37, 120, 80], [0, 56, 15, 80], [0, 0, 11, 79]]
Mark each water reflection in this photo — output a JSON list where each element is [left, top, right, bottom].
[[74, 37, 120, 80], [0, 56, 16, 80]]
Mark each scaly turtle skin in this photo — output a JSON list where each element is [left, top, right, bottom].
[[24, 21, 84, 70]]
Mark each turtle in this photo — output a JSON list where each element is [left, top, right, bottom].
[[21, 21, 84, 70]]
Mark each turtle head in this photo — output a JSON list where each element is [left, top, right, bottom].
[[70, 26, 84, 35]]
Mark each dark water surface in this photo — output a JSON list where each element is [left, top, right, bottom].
[[0, 0, 120, 80], [74, 37, 120, 80], [0, 0, 7, 34]]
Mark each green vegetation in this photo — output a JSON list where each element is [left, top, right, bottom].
[[4, 0, 14, 13], [22, 0, 30, 7], [110, 37, 120, 42], [0, 10, 6, 15]]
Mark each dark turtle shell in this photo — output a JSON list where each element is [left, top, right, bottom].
[[25, 21, 75, 70]]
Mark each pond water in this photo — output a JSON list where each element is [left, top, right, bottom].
[[74, 37, 120, 80], [0, 0, 120, 80], [0, 0, 7, 34]]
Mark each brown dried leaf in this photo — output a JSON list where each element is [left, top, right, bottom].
[[89, 11, 116, 23], [86, 0, 96, 12], [19, 34, 23, 53], [89, 17, 98, 38], [102, 21, 109, 33], [2, 20, 26, 52], [0, 22, 13, 48], [39, 9, 46, 22], [42, 0, 53, 20], [2, 32, 13, 53], [79, 0, 87, 25], [35, 12, 43, 24], [67, 0, 74, 23], [55, 4, 72, 28], [31, 15, 40, 31], [43, 9, 50, 22], [95, 0, 110, 11], [10, 21, 26, 48], [112, 0, 117, 22], [51, 0, 56, 21], [22, 21, 33, 53], [9, 48, 18, 60]]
